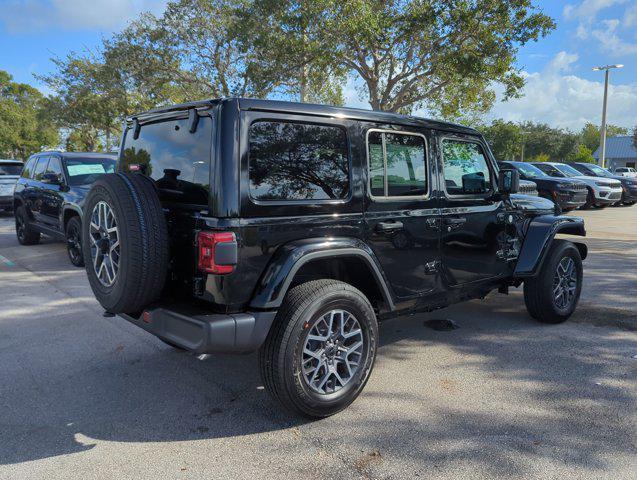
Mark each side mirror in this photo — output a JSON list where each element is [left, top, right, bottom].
[[42, 173, 61, 185], [498, 169, 519, 195]]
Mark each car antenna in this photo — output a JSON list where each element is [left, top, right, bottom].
[[132, 118, 141, 140], [188, 108, 199, 134]]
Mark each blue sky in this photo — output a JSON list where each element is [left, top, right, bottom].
[[1, 0, 637, 131]]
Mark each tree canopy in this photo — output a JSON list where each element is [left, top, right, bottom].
[[0, 70, 59, 159]]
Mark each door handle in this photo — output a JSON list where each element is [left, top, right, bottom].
[[444, 217, 466, 231], [375, 221, 404, 232]]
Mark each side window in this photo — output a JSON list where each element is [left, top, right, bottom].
[[441, 139, 492, 195], [367, 130, 427, 198], [33, 157, 49, 182], [249, 121, 350, 201], [21, 158, 37, 178], [45, 157, 63, 183]]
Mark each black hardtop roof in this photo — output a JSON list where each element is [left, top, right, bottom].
[[34, 151, 118, 160], [128, 97, 480, 135]]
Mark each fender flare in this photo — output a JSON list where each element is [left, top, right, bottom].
[[514, 215, 587, 277], [61, 204, 82, 229], [249, 237, 395, 310]]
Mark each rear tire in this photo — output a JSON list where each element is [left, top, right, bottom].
[[259, 280, 378, 418], [524, 240, 582, 324], [15, 205, 40, 245], [82, 173, 169, 314], [65, 216, 84, 267]]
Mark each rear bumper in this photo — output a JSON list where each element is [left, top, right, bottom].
[[120, 307, 277, 354]]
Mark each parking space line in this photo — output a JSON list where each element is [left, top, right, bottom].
[[0, 253, 15, 267]]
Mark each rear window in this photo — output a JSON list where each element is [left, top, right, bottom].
[[0, 163, 22, 176], [65, 157, 116, 186], [121, 115, 213, 206], [248, 121, 350, 201]]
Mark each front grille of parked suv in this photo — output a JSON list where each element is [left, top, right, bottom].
[[518, 183, 538, 195]]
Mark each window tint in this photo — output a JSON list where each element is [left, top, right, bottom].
[[121, 115, 213, 206], [45, 157, 64, 183], [249, 121, 350, 201], [442, 140, 491, 195], [0, 163, 23, 176], [33, 157, 49, 181], [367, 131, 427, 197], [65, 157, 116, 186], [21, 158, 37, 178], [534, 164, 564, 177]]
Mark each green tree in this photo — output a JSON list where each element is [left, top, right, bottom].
[[565, 144, 595, 164], [579, 122, 628, 152], [37, 53, 130, 151], [65, 126, 104, 152], [481, 120, 523, 161], [518, 122, 577, 161], [0, 70, 59, 159], [245, 0, 554, 114]]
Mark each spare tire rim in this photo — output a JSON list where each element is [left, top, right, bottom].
[[302, 309, 364, 395], [89, 201, 120, 287], [553, 256, 577, 310]]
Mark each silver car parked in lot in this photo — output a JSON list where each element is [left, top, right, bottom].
[[532, 162, 623, 209], [0, 159, 23, 212]]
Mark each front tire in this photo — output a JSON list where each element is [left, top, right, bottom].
[[15, 205, 40, 245], [259, 280, 378, 418], [65, 216, 84, 267], [523, 240, 582, 324]]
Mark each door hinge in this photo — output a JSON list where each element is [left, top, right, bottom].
[[424, 260, 441, 274]]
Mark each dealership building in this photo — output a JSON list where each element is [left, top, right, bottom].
[[593, 136, 637, 171]]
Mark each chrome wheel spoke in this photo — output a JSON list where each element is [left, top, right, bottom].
[[301, 309, 365, 395], [90, 201, 119, 287]]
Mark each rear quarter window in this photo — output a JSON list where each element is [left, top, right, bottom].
[[248, 121, 350, 202], [121, 115, 213, 207], [0, 163, 23, 176]]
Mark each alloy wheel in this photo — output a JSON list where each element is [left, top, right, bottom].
[[302, 309, 364, 394], [552, 256, 577, 310], [89, 201, 120, 287]]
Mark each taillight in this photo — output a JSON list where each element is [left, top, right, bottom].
[[197, 231, 237, 274]]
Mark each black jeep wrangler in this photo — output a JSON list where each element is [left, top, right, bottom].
[[82, 98, 587, 417]]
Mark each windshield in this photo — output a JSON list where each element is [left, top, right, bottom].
[[66, 158, 116, 186], [0, 163, 23, 176], [585, 164, 612, 177], [554, 163, 583, 177], [510, 162, 547, 178]]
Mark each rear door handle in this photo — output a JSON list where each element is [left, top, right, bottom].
[[375, 221, 403, 232]]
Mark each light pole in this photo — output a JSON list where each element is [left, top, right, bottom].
[[592, 64, 623, 169]]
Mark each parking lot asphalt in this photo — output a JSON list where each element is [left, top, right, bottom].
[[0, 208, 636, 480]]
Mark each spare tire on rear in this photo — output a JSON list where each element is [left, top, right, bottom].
[[82, 173, 169, 314]]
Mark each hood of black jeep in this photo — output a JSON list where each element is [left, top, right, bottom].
[[510, 194, 556, 215]]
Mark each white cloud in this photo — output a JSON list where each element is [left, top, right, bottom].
[[563, 0, 627, 22], [486, 52, 637, 130], [590, 18, 637, 55], [0, 0, 168, 33]]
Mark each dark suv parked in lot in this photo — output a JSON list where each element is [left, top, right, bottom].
[[498, 161, 587, 212], [13, 152, 117, 266], [83, 99, 587, 417]]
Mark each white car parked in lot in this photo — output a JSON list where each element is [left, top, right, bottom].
[[614, 167, 637, 178], [0, 159, 23, 212]]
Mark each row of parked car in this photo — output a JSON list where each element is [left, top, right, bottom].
[[1, 154, 633, 270], [503, 161, 636, 212]]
